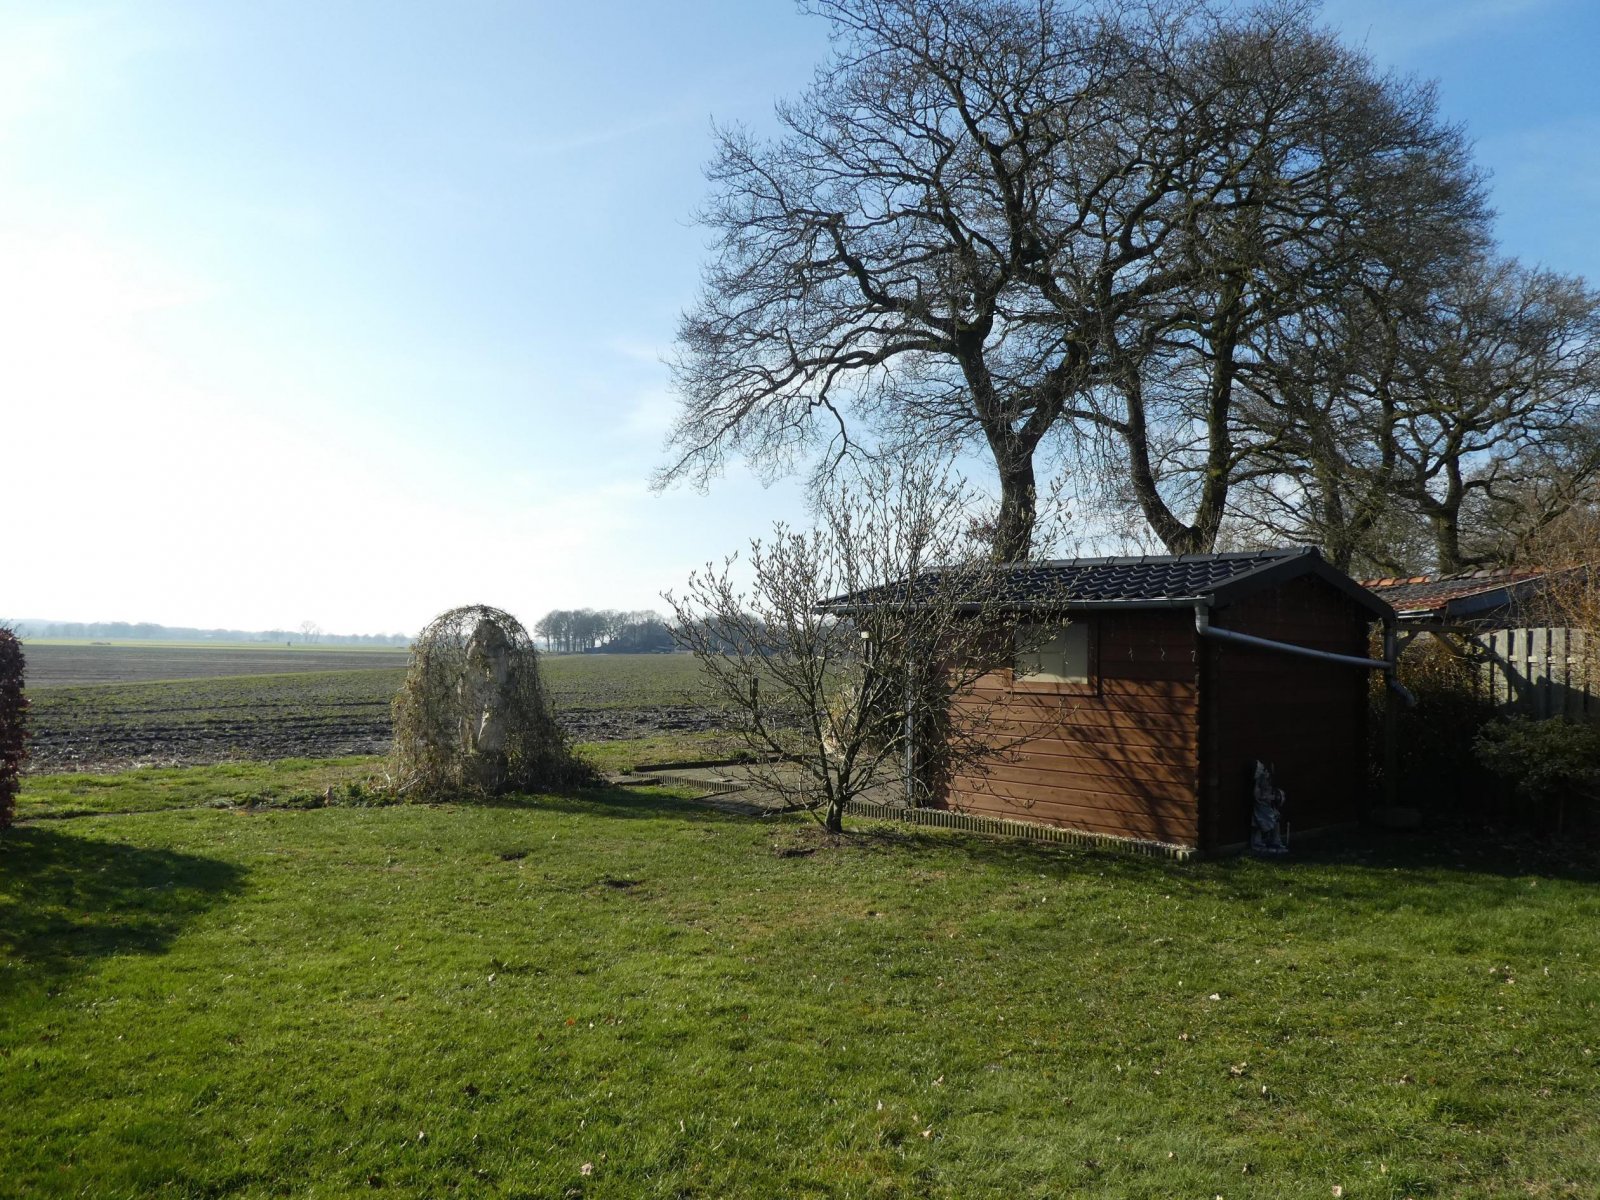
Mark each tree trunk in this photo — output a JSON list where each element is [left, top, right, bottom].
[[824, 799, 844, 834], [966, 346, 1045, 565], [1430, 461, 1467, 573], [1123, 426, 1211, 554], [993, 455, 1037, 564], [1432, 511, 1466, 574]]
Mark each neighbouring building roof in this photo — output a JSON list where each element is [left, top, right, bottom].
[[1361, 566, 1569, 623], [825, 545, 1393, 619]]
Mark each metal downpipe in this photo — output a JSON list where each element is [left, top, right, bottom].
[[1194, 601, 1404, 676]]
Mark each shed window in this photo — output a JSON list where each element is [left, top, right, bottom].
[[1015, 621, 1090, 683]]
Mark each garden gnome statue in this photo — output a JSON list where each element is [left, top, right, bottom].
[[1250, 759, 1288, 854]]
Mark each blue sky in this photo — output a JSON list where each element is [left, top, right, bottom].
[[4, 0, 1597, 634]]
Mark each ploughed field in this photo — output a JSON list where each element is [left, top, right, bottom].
[[24, 645, 727, 772], [23, 641, 413, 686]]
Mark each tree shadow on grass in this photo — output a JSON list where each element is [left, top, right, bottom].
[[1211, 826, 1600, 917], [0, 826, 247, 997], [458, 783, 1600, 914], [1287, 824, 1600, 882], [474, 784, 762, 823], [767, 817, 1600, 922]]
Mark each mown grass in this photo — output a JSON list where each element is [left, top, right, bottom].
[[15, 758, 393, 820], [3, 762, 1598, 1198], [574, 731, 750, 774]]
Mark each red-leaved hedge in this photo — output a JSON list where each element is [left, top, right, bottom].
[[0, 626, 27, 830]]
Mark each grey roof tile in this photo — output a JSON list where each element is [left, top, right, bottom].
[[979, 548, 1306, 604], [823, 545, 1393, 615]]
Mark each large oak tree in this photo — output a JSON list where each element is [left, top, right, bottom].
[[661, 0, 1486, 562], [1231, 256, 1600, 573]]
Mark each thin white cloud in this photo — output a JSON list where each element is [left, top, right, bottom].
[[0, 7, 165, 144], [512, 107, 694, 157], [1324, 0, 1559, 60], [622, 386, 679, 439], [606, 336, 669, 366]]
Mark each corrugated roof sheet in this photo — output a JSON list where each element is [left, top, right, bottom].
[[1359, 567, 1550, 615]]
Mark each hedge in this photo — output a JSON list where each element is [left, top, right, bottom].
[[0, 626, 27, 830]]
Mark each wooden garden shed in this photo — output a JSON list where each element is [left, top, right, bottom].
[[935, 547, 1397, 854]]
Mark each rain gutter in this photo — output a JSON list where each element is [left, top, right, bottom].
[[1193, 600, 1415, 705]]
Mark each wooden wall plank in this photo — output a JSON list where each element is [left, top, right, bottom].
[[954, 761, 1196, 802], [999, 744, 1196, 778], [1204, 575, 1375, 845], [940, 606, 1202, 845]]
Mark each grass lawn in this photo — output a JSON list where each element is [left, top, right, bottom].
[[3, 767, 1598, 1198]]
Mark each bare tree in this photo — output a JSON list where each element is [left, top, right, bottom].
[[1394, 260, 1600, 571], [1231, 256, 1600, 573], [533, 611, 557, 652], [663, 0, 1124, 560], [664, 461, 1062, 833], [661, 0, 1484, 562], [534, 609, 602, 653], [1063, 4, 1485, 556], [1226, 280, 1433, 573]]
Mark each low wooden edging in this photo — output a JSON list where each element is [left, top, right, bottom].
[[842, 799, 1196, 861]]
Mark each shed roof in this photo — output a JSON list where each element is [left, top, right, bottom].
[[1361, 566, 1567, 621], [825, 546, 1393, 619]]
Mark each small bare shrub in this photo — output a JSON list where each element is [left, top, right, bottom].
[[390, 606, 591, 799], [0, 626, 27, 831], [664, 461, 1069, 833]]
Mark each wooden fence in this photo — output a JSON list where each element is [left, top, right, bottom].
[[1474, 627, 1597, 720]]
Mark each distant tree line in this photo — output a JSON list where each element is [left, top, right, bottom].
[[533, 609, 677, 654], [11, 620, 411, 646]]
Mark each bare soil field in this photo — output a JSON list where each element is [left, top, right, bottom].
[[24, 642, 412, 686], [22, 646, 730, 772]]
